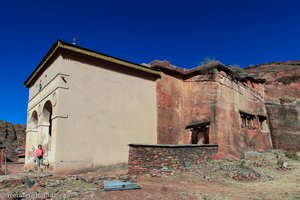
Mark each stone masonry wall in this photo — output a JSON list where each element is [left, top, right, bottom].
[[6, 163, 24, 174], [128, 144, 218, 175]]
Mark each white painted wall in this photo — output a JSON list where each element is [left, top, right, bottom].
[[25, 54, 158, 174]]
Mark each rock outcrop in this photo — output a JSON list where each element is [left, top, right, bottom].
[[150, 60, 300, 157], [0, 120, 26, 161], [151, 61, 273, 159], [245, 61, 300, 151]]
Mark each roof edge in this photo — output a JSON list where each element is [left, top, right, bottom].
[[24, 40, 161, 87], [24, 40, 62, 87]]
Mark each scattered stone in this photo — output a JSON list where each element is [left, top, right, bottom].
[[143, 174, 151, 178], [90, 193, 95, 198], [275, 151, 286, 159], [253, 159, 271, 167], [160, 166, 169, 171], [93, 180, 102, 185], [239, 160, 252, 170], [244, 151, 262, 160], [119, 174, 130, 180], [71, 175, 79, 181], [25, 177, 35, 187], [53, 188, 59, 193], [31, 185, 45, 191], [96, 175, 108, 180], [68, 191, 81, 198], [83, 176, 95, 183], [130, 175, 138, 181], [232, 168, 261, 182], [294, 191, 300, 199], [0, 149, 298, 199], [277, 158, 292, 170], [46, 180, 62, 187], [183, 161, 191, 170], [90, 187, 98, 192]]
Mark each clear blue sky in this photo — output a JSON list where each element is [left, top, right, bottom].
[[1, 0, 300, 124]]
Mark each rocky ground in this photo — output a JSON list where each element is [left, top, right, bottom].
[[0, 149, 299, 200]]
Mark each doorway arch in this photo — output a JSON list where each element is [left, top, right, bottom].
[[42, 100, 53, 154], [29, 111, 38, 131], [42, 100, 53, 136]]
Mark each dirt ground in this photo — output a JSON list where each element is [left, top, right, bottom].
[[0, 150, 300, 200]]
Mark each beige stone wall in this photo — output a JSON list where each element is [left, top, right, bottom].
[[25, 55, 157, 174], [25, 55, 68, 169]]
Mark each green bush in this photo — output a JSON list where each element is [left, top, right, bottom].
[[277, 75, 300, 85], [285, 151, 300, 160], [200, 56, 216, 66], [238, 160, 252, 170], [279, 95, 296, 104]]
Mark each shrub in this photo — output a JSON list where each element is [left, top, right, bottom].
[[277, 75, 300, 85], [285, 151, 300, 161], [200, 56, 216, 66], [279, 95, 296, 104]]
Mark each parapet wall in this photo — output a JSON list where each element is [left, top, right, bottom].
[[5, 162, 24, 174], [128, 144, 218, 175]]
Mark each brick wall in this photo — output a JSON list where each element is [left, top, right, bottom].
[[6, 162, 24, 174], [128, 144, 218, 175]]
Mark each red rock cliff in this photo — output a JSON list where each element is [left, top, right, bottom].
[[246, 62, 300, 151], [151, 61, 273, 159]]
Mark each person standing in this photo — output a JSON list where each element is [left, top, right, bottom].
[[35, 145, 49, 172]]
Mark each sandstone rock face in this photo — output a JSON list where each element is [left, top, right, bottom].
[[0, 120, 26, 161], [266, 104, 300, 150], [156, 74, 183, 144], [153, 61, 273, 159], [246, 62, 300, 151], [212, 72, 272, 158], [246, 61, 300, 102]]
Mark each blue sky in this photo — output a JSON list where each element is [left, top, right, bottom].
[[1, 0, 300, 124]]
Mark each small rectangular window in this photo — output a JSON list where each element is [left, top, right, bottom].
[[258, 116, 268, 132], [186, 121, 210, 144], [240, 112, 256, 129]]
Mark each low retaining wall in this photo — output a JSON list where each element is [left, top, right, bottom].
[[6, 162, 24, 174], [128, 144, 218, 175]]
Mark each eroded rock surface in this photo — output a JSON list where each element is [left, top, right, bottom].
[[0, 120, 26, 161], [246, 61, 300, 151]]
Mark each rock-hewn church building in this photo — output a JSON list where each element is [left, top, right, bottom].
[[24, 40, 299, 174]]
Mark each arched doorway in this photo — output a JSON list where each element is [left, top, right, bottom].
[[43, 101, 53, 137], [26, 110, 39, 163], [30, 111, 38, 131], [42, 101, 53, 154]]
